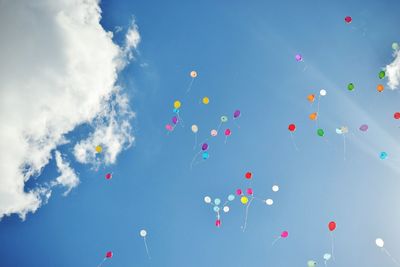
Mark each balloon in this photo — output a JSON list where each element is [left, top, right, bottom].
[[340, 126, 348, 134], [347, 83, 355, 91], [295, 54, 303, 62], [191, 124, 198, 133], [213, 206, 220, 212], [105, 173, 112, 180], [380, 152, 388, 160], [323, 253, 332, 261], [224, 129, 231, 136], [394, 112, 400, 119], [320, 89, 327, 96], [307, 94, 315, 103], [328, 221, 336, 231], [336, 128, 343, 134], [228, 194, 235, 201], [247, 188, 253, 195], [392, 42, 399, 50], [95, 145, 103, 153], [105, 251, 113, 258], [233, 110, 241, 118], [379, 70, 386, 79], [236, 189, 242, 195], [202, 97, 209, 105], [272, 185, 279, 192], [377, 84, 384, 92], [166, 124, 173, 131], [223, 206, 230, 213], [245, 172, 252, 179], [288, 123, 296, 132], [173, 100, 181, 109], [281, 231, 289, 238], [190, 71, 197, 78], [359, 124, 368, 131], [215, 219, 221, 227], [265, 199, 273, 205], [201, 143, 209, 151], [210, 129, 218, 136], [204, 196, 211, 203], [240, 196, 249, 204], [317, 128, 325, 137], [202, 152, 209, 160], [172, 116, 178, 125], [173, 108, 180, 114], [309, 112, 317, 120], [214, 198, 221, 205], [140, 229, 147, 237], [307, 260, 317, 267], [376, 238, 384, 248], [344, 16, 352, 23], [221, 116, 228, 123]]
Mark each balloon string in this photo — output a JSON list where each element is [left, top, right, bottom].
[[271, 236, 281, 247], [324, 260, 327, 267], [290, 133, 299, 151], [193, 133, 197, 150], [241, 197, 254, 232], [190, 150, 202, 169], [185, 78, 195, 94], [216, 121, 222, 132], [343, 135, 346, 161], [331, 232, 335, 261], [143, 237, 151, 260], [97, 258, 106, 267], [224, 136, 228, 144], [316, 95, 321, 128], [176, 113, 185, 127], [383, 248, 400, 266]]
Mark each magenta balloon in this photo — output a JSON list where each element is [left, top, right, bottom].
[[359, 124, 368, 132], [281, 231, 289, 238], [224, 129, 231, 136], [233, 110, 241, 118], [201, 143, 209, 151], [172, 116, 178, 125]]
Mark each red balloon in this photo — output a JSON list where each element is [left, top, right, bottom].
[[245, 172, 252, 179], [105, 173, 112, 180], [288, 124, 296, 132], [215, 219, 221, 227], [344, 16, 352, 23], [328, 221, 336, 231], [394, 112, 400, 120], [105, 251, 113, 258]]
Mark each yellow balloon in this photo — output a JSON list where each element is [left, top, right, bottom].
[[95, 145, 102, 153], [190, 71, 197, 78], [240, 196, 248, 205], [202, 97, 209, 105], [174, 100, 181, 109]]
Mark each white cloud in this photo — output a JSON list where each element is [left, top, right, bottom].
[[0, 0, 139, 220], [52, 151, 79, 196], [386, 49, 400, 90], [124, 20, 141, 60]]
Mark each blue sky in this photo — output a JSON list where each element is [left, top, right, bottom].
[[1, 0, 400, 266]]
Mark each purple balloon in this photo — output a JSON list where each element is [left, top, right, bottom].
[[295, 54, 302, 62], [233, 110, 241, 118], [201, 143, 209, 151], [172, 116, 178, 125], [359, 124, 368, 132]]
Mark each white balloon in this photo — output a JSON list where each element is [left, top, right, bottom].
[[272, 185, 279, 192], [265, 199, 273, 205], [191, 124, 198, 133], [376, 238, 384, 248], [223, 206, 230, 213], [140, 229, 147, 237], [323, 253, 331, 261], [204, 196, 211, 204], [320, 89, 327, 96]]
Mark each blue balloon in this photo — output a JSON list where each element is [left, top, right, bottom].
[[380, 152, 388, 160], [202, 152, 209, 160], [214, 198, 221, 205], [213, 206, 220, 212], [173, 108, 180, 113], [228, 194, 235, 201]]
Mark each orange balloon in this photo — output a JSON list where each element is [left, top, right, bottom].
[[309, 112, 317, 120], [377, 84, 384, 92], [307, 94, 315, 102]]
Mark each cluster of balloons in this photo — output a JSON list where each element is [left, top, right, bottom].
[[204, 194, 235, 227]]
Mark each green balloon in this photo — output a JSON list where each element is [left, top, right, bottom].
[[307, 260, 317, 267], [379, 71, 385, 79], [393, 42, 399, 50], [317, 128, 325, 137], [347, 83, 355, 91]]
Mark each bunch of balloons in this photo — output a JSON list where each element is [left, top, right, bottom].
[[204, 194, 235, 227]]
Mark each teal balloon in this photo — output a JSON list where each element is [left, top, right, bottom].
[[228, 194, 235, 201], [317, 128, 325, 137], [380, 152, 388, 160], [214, 198, 221, 205], [202, 152, 209, 160], [213, 206, 220, 212]]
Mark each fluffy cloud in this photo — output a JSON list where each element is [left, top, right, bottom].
[[386, 48, 400, 90], [0, 0, 138, 219]]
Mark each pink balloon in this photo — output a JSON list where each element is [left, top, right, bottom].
[[165, 124, 173, 131], [236, 189, 242, 195], [105, 173, 112, 180], [295, 54, 302, 62], [247, 188, 253, 195], [281, 231, 289, 238], [215, 219, 221, 227], [224, 129, 231, 136]]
